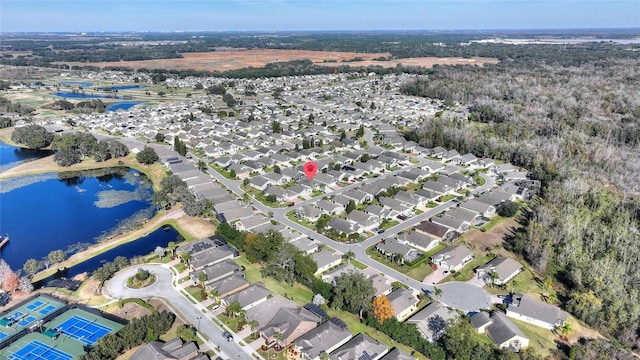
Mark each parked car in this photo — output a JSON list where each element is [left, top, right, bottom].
[[222, 331, 233, 342]]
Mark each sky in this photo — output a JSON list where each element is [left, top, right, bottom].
[[1, 0, 638, 32]]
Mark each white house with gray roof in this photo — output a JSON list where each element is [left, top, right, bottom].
[[475, 257, 523, 286], [407, 301, 459, 341], [471, 311, 529, 352], [386, 288, 419, 321], [506, 294, 568, 330], [330, 333, 388, 360]]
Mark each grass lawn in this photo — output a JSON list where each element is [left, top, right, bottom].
[[173, 263, 188, 273], [404, 182, 422, 192], [473, 174, 487, 186], [439, 194, 457, 202], [479, 215, 508, 232], [427, 202, 439, 208], [440, 253, 494, 283], [485, 269, 545, 301], [366, 244, 440, 281], [243, 186, 286, 208], [285, 211, 316, 231], [379, 220, 400, 231], [210, 164, 237, 180], [185, 285, 206, 302], [511, 318, 557, 357], [350, 259, 368, 270]]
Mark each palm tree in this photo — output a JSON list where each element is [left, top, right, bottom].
[[273, 331, 283, 348], [179, 251, 192, 266], [197, 160, 207, 172], [209, 289, 220, 305], [489, 271, 500, 288], [249, 320, 259, 337], [225, 301, 242, 318], [197, 272, 207, 288], [342, 251, 355, 262], [557, 321, 573, 340], [509, 277, 520, 294], [167, 241, 177, 258], [433, 286, 443, 301]]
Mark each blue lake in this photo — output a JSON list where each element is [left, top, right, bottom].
[[58, 81, 93, 87], [107, 102, 142, 112], [98, 85, 148, 91], [0, 141, 52, 172], [62, 226, 181, 279], [0, 167, 156, 271], [53, 92, 111, 99]]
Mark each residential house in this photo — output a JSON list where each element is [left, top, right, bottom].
[[475, 257, 523, 286], [379, 348, 414, 360], [379, 197, 413, 217], [457, 153, 478, 166], [415, 221, 456, 242], [327, 218, 360, 236], [430, 245, 473, 271], [471, 312, 529, 352], [316, 200, 344, 215], [208, 273, 250, 299], [396, 231, 440, 252], [245, 295, 298, 329], [330, 333, 388, 360], [422, 180, 449, 195], [219, 206, 255, 223], [190, 246, 236, 271], [376, 239, 414, 264], [293, 319, 353, 360], [191, 259, 240, 285], [312, 250, 343, 275], [260, 307, 323, 348], [298, 205, 323, 222], [369, 274, 393, 297], [130, 338, 202, 360], [407, 301, 459, 341], [343, 189, 371, 204], [431, 214, 469, 233], [236, 215, 271, 232], [266, 186, 298, 203], [321, 264, 359, 285], [476, 190, 514, 206], [222, 283, 272, 310], [394, 191, 425, 208], [460, 199, 496, 218], [291, 238, 320, 255], [506, 294, 568, 330], [446, 207, 482, 226], [442, 149, 460, 162], [365, 204, 393, 220], [346, 210, 379, 232], [386, 288, 419, 321]]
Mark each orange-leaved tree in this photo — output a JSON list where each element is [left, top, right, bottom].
[[372, 295, 395, 323]]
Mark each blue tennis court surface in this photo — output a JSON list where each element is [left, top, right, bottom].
[[8, 340, 73, 360], [39, 305, 56, 315], [26, 301, 44, 310], [54, 315, 112, 345], [0, 332, 7, 339], [8, 311, 25, 321], [19, 316, 36, 327]]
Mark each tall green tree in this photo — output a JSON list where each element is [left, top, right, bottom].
[[136, 146, 159, 164], [332, 270, 375, 318], [11, 124, 53, 149]]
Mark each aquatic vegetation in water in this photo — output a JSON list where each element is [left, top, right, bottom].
[[96, 207, 155, 242], [0, 173, 58, 194], [94, 185, 152, 208]]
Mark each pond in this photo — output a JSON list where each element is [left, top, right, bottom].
[[97, 85, 148, 91], [0, 167, 155, 271], [53, 92, 115, 99], [0, 141, 52, 172], [106, 102, 142, 112]]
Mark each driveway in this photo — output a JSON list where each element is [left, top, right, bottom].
[[423, 267, 449, 285], [105, 265, 256, 360]]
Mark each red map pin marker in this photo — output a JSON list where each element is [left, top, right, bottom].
[[304, 161, 318, 180]]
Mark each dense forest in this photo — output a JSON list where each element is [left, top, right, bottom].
[[399, 52, 640, 351]]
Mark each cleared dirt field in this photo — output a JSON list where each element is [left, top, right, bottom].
[[317, 56, 499, 68], [63, 49, 498, 72]]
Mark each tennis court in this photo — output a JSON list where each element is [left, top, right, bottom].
[[26, 301, 44, 310], [0, 332, 7, 340], [18, 316, 37, 327], [54, 315, 112, 345], [39, 305, 57, 316], [8, 340, 73, 360]]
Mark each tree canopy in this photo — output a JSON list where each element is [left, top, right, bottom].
[[332, 270, 375, 316], [11, 124, 53, 149]]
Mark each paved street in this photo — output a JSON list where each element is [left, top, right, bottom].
[[105, 265, 257, 360]]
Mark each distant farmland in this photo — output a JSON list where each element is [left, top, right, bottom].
[[61, 49, 498, 72]]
